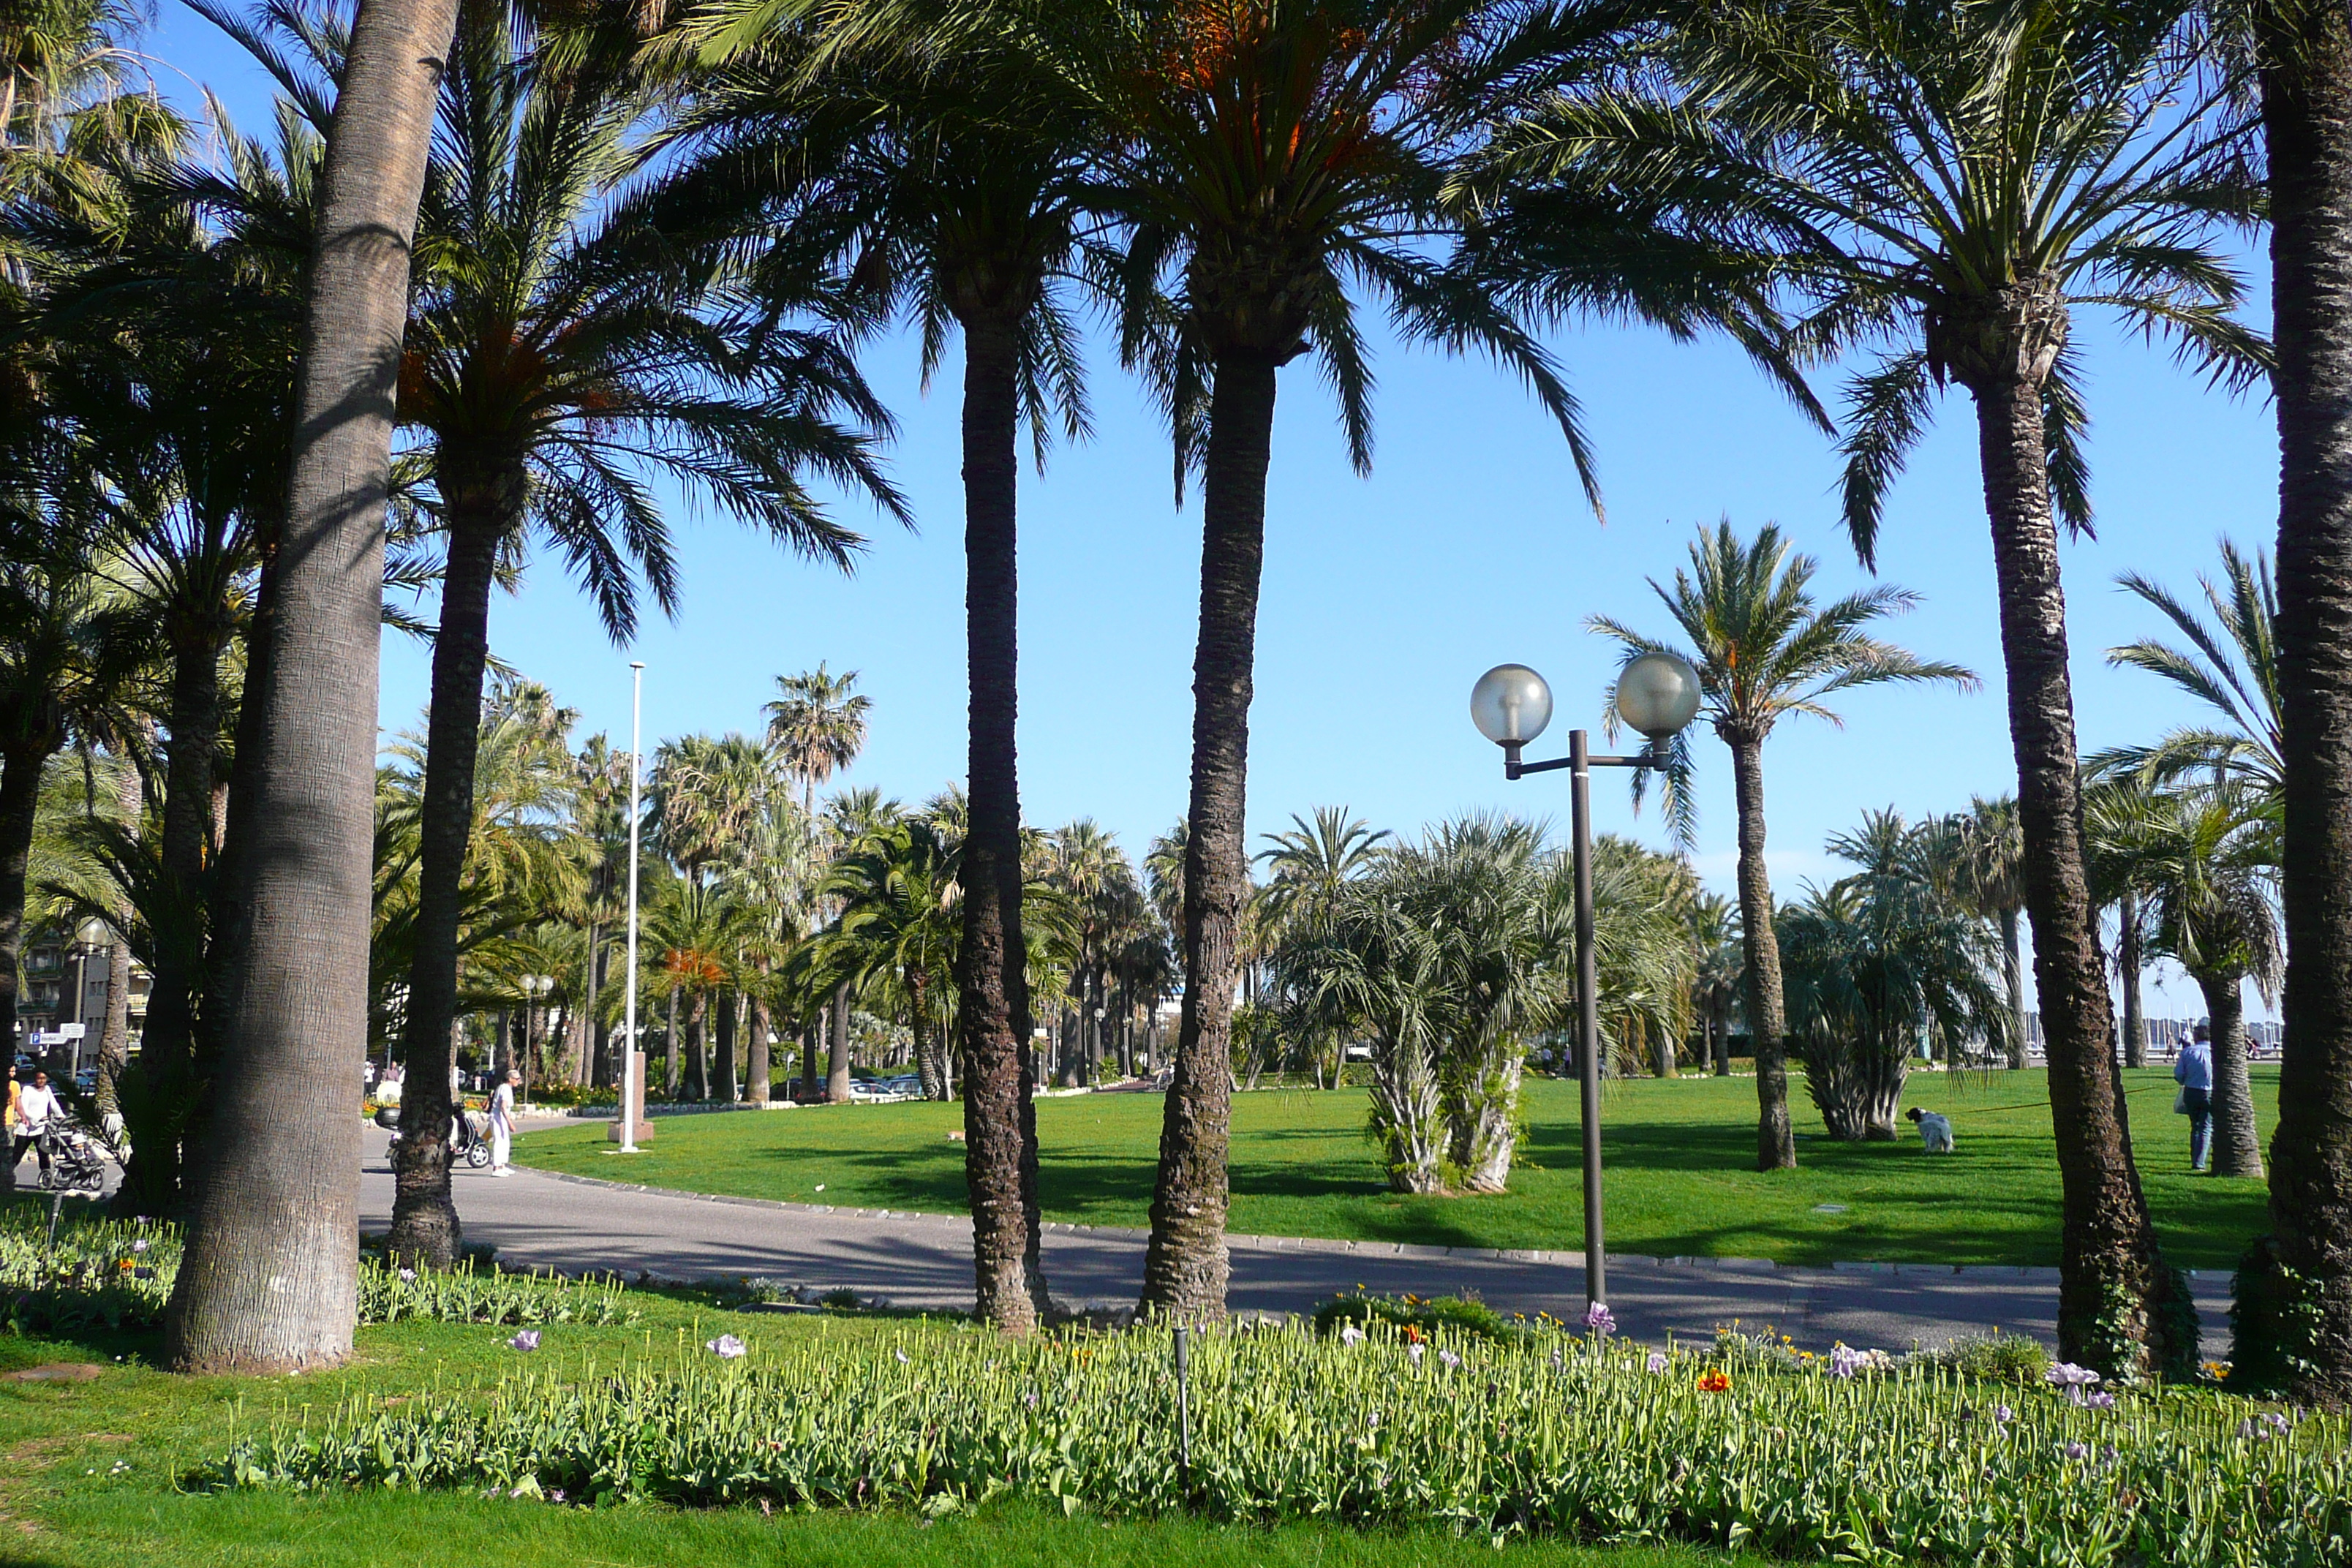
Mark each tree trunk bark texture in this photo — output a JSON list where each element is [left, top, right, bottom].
[[745, 993, 771, 1106], [0, 738, 53, 1069], [2119, 892, 2146, 1068], [2261, 11, 2352, 1406], [1962, 320, 2179, 1378], [1142, 353, 1281, 1321], [684, 991, 708, 1102], [96, 753, 138, 1126], [2198, 972, 2264, 1180], [387, 498, 505, 1266], [826, 983, 851, 1103], [1725, 733, 1795, 1170], [166, 0, 461, 1373], [714, 990, 738, 1104]]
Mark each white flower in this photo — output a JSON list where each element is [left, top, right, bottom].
[[1407, 1343, 1425, 1366], [707, 1334, 747, 1360], [1646, 1351, 1670, 1375], [398, 1267, 417, 1283], [1437, 1349, 1462, 1372], [894, 1347, 910, 1365], [1339, 1323, 1365, 1347]]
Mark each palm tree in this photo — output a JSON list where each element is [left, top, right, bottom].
[[2102, 785, 2278, 1180], [1942, 796, 2029, 1068], [1257, 807, 1387, 1088], [382, 10, 901, 1264], [668, 1, 1111, 1332], [1591, 520, 1973, 1170], [1044, 0, 1611, 1323], [810, 815, 962, 1098], [2250, 0, 2352, 1408], [1686, 891, 1741, 1077], [1785, 810, 2011, 1141], [766, 665, 872, 1104], [2095, 543, 2283, 801], [161, 0, 470, 1373], [1537, 0, 2258, 1371]]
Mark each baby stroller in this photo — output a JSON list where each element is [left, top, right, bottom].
[[375, 1104, 492, 1169], [37, 1122, 110, 1195]]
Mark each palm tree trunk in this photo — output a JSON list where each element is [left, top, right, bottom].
[[684, 990, 708, 1101], [665, 990, 679, 1096], [1967, 344, 2179, 1378], [2258, 9, 2352, 1404], [714, 990, 738, 1103], [2001, 908, 2028, 1068], [826, 982, 852, 1101], [135, 634, 229, 1205], [2118, 892, 2146, 1069], [800, 1019, 818, 1101], [745, 992, 771, 1107], [1142, 353, 1281, 1321], [1726, 732, 1794, 1170], [2197, 972, 2264, 1180], [166, 0, 459, 1373], [0, 735, 58, 1063], [387, 500, 505, 1266], [96, 753, 137, 1127]]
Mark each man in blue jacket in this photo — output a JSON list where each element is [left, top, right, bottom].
[[2174, 1022, 2214, 1172]]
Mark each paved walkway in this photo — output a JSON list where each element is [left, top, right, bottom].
[[356, 1126, 2234, 1352]]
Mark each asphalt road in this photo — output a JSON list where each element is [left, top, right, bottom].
[[353, 1121, 2234, 1353]]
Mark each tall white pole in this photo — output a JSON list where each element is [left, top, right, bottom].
[[622, 660, 644, 1153]]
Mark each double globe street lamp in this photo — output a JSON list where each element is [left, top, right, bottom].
[[1470, 652, 1703, 1313]]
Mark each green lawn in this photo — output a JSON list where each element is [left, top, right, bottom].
[[518, 1068, 2276, 1270], [0, 1294, 1751, 1568]]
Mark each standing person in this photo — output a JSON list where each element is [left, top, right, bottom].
[[12, 1069, 60, 1189], [2, 1062, 18, 1193], [487, 1069, 519, 1177], [2175, 1022, 2215, 1172]]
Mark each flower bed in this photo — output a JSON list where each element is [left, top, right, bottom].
[[1, 1213, 633, 1335], [212, 1321, 2347, 1564]]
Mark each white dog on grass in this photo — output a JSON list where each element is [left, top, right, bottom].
[[1905, 1107, 1954, 1153]]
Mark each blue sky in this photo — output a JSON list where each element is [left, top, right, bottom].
[[144, 2, 2275, 1022]]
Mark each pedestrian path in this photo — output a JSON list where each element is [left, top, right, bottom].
[[355, 1127, 2234, 1352]]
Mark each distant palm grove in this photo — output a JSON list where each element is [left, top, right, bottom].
[[4, 0, 2351, 1409]]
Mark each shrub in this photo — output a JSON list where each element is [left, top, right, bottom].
[[1313, 1290, 1521, 1343], [1918, 1331, 2051, 1387], [0, 1213, 633, 1335], [212, 1321, 2349, 1564]]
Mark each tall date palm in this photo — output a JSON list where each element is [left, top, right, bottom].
[[1591, 521, 1972, 1170], [383, 11, 899, 1267], [1516, 0, 2263, 1377]]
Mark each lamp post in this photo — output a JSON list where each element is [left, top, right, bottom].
[[622, 660, 644, 1152], [1470, 651, 1702, 1315]]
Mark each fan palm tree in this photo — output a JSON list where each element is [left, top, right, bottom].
[[810, 815, 962, 1098], [1530, 0, 2261, 1376], [1941, 795, 2029, 1066], [382, 10, 902, 1264], [1590, 519, 1973, 1170], [765, 664, 871, 818]]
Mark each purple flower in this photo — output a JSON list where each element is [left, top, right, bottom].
[[2046, 1362, 2103, 1404], [1646, 1351, 1670, 1375], [706, 1334, 747, 1360], [1022, 1390, 1039, 1410], [2064, 1441, 2089, 1462], [1994, 1404, 2015, 1425], [1437, 1349, 1462, 1372], [2084, 1390, 2116, 1410], [508, 1330, 540, 1353], [1585, 1303, 1616, 1338], [131, 1240, 149, 1254], [546, 1488, 566, 1504], [2266, 1411, 2293, 1434], [1828, 1344, 1865, 1381]]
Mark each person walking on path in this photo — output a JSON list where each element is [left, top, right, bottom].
[[2, 1063, 18, 1193], [488, 1069, 519, 1177], [2175, 1022, 2215, 1172], [10, 1069, 61, 1188]]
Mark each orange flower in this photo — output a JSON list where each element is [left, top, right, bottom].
[[1696, 1370, 1732, 1394], [1401, 1324, 1425, 1344]]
